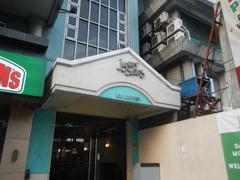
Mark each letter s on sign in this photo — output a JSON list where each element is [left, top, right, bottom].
[[9, 71, 21, 89]]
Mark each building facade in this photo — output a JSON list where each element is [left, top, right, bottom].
[[0, 0, 181, 180]]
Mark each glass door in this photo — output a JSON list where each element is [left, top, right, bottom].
[[50, 114, 126, 180]]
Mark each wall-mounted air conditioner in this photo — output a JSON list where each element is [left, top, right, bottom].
[[139, 23, 152, 39], [154, 11, 169, 29], [166, 18, 183, 37], [151, 31, 166, 48], [152, 44, 166, 56], [167, 31, 185, 45], [142, 42, 151, 54]]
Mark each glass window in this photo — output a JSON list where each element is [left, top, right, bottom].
[[110, 0, 117, 9], [101, 0, 108, 6], [118, 0, 125, 12], [119, 13, 125, 22], [109, 30, 117, 50], [89, 23, 98, 46], [78, 20, 88, 42], [76, 43, 86, 58], [99, 48, 107, 54], [100, 6, 108, 26], [110, 10, 117, 29], [119, 23, 125, 32], [88, 46, 97, 56], [99, 26, 108, 49], [119, 43, 126, 49], [70, 5, 78, 14], [119, 33, 125, 42], [80, 0, 90, 19], [67, 28, 76, 38], [63, 40, 75, 60], [90, 2, 99, 23], [0, 109, 9, 162], [69, 16, 77, 26]]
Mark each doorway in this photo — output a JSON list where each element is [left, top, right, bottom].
[[50, 113, 126, 180]]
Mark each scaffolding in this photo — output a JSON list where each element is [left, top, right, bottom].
[[190, 2, 223, 117]]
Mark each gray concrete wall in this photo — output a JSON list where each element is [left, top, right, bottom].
[[0, 107, 33, 180]]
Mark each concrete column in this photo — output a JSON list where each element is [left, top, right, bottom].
[[26, 108, 56, 180], [28, 17, 46, 37], [128, 0, 139, 53], [0, 107, 33, 180]]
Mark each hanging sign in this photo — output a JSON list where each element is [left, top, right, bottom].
[[0, 50, 47, 97], [217, 109, 240, 180]]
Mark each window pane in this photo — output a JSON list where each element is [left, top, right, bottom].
[[99, 26, 108, 49], [118, 0, 125, 12], [119, 13, 125, 21], [109, 30, 117, 50], [89, 23, 98, 46], [119, 33, 125, 42], [80, 0, 89, 19], [76, 43, 86, 58], [78, 20, 88, 42], [70, 5, 78, 14], [67, 28, 76, 38], [110, 0, 117, 9], [101, 0, 108, 6], [63, 40, 75, 60], [90, 2, 99, 23], [69, 16, 77, 26], [119, 23, 125, 32], [88, 46, 97, 56], [110, 10, 117, 29], [99, 48, 107, 54], [100, 6, 108, 26]]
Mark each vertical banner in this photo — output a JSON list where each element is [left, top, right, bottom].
[[217, 109, 240, 180], [220, 0, 240, 68]]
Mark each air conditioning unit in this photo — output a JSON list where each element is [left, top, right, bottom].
[[154, 11, 169, 29], [152, 44, 166, 56], [139, 23, 152, 39], [142, 42, 151, 54], [166, 18, 183, 37], [167, 31, 185, 45], [151, 31, 166, 48]]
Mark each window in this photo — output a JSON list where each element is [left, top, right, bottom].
[[80, 0, 90, 19], [63, 40, 75, 60], [99, 27, 108, 49], [90, 2, 99, 23], [76, 43, 87, 58], [89, 23, 98, 46], [78, 20, 88, 42], [100, 6, 108, 26], [64, 0, 126, 60]]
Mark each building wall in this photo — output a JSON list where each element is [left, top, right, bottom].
[[45, 0, 68, 74], [0, 107, 33, 180], [139, 114, 228, 180], [219, 15, 240, 110]]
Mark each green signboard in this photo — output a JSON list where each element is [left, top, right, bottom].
[[217, 110, 240, 180], [0, 50, 47, 97]]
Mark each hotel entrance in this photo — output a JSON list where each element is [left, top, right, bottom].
[[50, 113, 126, 180]]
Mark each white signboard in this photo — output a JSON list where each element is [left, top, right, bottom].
[[220, 0, 240, 67]]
